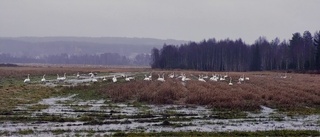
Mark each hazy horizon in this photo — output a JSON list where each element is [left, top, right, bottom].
[[1, 0, 319, 44]]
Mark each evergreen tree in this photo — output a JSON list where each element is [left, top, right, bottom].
[[151, 48, 160, 68], [250, 45, 261, 71], [314, 31, 320, 70]]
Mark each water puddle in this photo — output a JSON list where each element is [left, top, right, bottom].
[[1, 94, 319, 136]]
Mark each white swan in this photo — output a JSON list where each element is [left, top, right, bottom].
[[157, 74, 165, 82], [88, 72, 93, 76], [103, 77, 107, 81], [219, 74, 225, 81], [228, 77, 233, 86], [184, 74, 191, 81], [41, 74, 46, 83], [224, 72, 228, 78], [181, 76, 186, 82], [128, 76, 135, 80], [245, 75, 250, 81], [76, 72, 80, 79], [198, 75, 206, 82], [203, 74, 209, 79], [112, 75, 117, 83], [90, 73, 95, 78], [24, 74, 30, 83], [144, 74, 151, 81], [61, 73, 67, 80], [168, 72, 175, 78], [91, 78, 98, 83], [209, 74, 218, 81], [57, 73, 66, 81], [125, 75, 130, 81], [57, 74, 62, 81], [239, 74, 244, 82]]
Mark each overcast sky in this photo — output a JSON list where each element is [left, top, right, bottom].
[[0, 0, 319, 44]]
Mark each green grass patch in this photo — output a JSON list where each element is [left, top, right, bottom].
[[27, 104, 49, 111], [18, 129, 34, 135], [51, 129, 72, 135], [279, 107, 320, 116]]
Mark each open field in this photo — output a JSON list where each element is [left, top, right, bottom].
[[0, 66, 320, 136]]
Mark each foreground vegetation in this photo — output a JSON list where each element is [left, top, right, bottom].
[[1, 66, 320, 113], [1, 66, 320, 136], [114, 130, 320, 137]]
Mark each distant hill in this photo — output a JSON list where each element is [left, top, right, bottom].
[[0, 37, 187, 58]]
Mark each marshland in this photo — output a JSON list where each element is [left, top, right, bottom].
[[0, 65, 320, 136], [2, 0, 320, 136]]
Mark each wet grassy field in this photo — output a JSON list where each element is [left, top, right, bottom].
[[0, 65, 320, 136]]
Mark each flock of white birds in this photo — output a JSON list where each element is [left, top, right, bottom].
[[23, 71, 289, 86], [22, 71, 139, 84], [143, 72, 250, 86]]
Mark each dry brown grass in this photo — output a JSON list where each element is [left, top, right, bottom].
[[103, 79, 188, 104], [99, 71, 320, 111], [1, 66, 320, 111]]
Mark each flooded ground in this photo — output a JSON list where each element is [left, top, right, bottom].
[[1, 94, 319, 136]]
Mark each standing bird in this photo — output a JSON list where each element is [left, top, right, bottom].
[[61, 73, 67, 80], [239, 74, 244, 82], [219, 74, 225, 81], [168, 72, 175, 78], [125, 75, 130, 81], [76, 72, 80, 79], [112, 75, 117, 83], [181, 74, 191, 82], [41, 74, 46, 83], [57, 74, 62, 81], [90, 73, 95, 78], [228, 77, 233, 86], [57, 73, 66, 81], [24, 74, 31, 83]]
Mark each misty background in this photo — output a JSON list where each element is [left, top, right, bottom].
[[0, 37, 186, 66], [0, 0, 319, 67]]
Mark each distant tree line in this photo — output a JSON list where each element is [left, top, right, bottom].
[[0, 52, 151, 66], [151, 31, 320, 71]]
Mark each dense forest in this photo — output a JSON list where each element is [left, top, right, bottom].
[[151, 31, 320, 72], [0, 53, 151, 66]]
